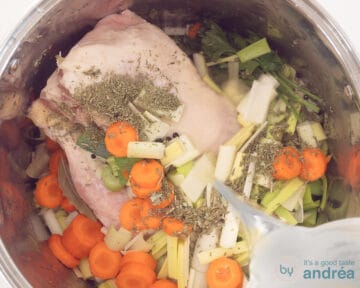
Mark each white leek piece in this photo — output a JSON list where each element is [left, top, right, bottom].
[[191, 228, 219, 272], [222, 61, 249, 105], [26, 143, 50, 178], [127, 141, 165, 159], [193, 53, 223, 95], [215, 145, 236, 182], [197, 241, 248, 264], [237, 74, 279, 124], [190, 270, 207, 288], [254, 173, 272, 189], [143, 111, 171, 141], [228, 152, 246, 182], [180, 154, 216, 203], [219, 206, 241, 248], [206, 183, 213, 208], [296, 121, 327, 147], [161, 135, 200, 168], [104, 226, 132, 251], [41, 208, 63, 235], [243, 158, 256, 198]]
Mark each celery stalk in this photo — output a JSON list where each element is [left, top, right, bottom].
[[177, 236, 190, 288], [320, 176, 328, 211], [152, 246, 167, 260], [167, 236, 179, 279], [147, 230, 167, 246], [225, 124, 256, 150], [303, 209, 317, 227], [157, 257, 169, 279], [264, 178, 305, 213], [79, 258, 92, 279], [236, 38, 271, 63], [275, 206, 298, 225]]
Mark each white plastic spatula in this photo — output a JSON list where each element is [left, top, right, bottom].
[[214, 180, 360, 288]]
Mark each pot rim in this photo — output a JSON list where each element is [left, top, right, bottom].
[[0, 0, 359, 287]]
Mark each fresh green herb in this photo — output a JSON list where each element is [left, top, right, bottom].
[[236, 38, 271, 63], [76, 125, 110, 159], [201, 21, 236, 61]]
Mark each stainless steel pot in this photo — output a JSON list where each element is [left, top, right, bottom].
[[0, 0, 359, 287]]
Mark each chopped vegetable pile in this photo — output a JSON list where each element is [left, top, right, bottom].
[[24, 15, 360, 288]]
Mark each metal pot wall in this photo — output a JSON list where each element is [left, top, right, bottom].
[[0, 0, 359, 287]]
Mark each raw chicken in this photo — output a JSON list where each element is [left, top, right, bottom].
[[31, 10, 240, 227], [41, 9, 239, 153]]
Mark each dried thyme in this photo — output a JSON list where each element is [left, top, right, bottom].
[[74, 73, 180, 131]]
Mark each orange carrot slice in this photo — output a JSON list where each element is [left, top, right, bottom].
[[162, 217, 192, 238], [300, 148, 328, 181], [150, 279, 177, 288], [206, 257, 244, 288], [34, 174, 63, 208], [105, 122, 138, 157], [119, 251, 157, 271], [48, 234, 79, 268], [141, 199, 162, 230], [272, 146, 302, 180], [62, 214, 104, 259], [119, 198, 146, 231], [116, 263, 156, 288], [60, 197, 76, 212], [89, 241, 122, 279]]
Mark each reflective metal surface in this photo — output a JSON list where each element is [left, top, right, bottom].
[[0, 0, 359, 287]]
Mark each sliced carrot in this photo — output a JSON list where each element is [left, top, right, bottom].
[[272, 146, 302, 180], [49, 149, 66, 175], [116, 263, 156, 288], [300, 148, 328, 181], [131, 185, 161, 199], [150, 279, 177, 288], [0, 119, 21, 150], [206, 257, 244, 288], [162, 217, 192, 238], [141, 199, 162, 230], [119, 198, 146, 231], [105, 121, 138, 157], [151, 180, 175, 209], [48, 234, 79, 268], [187, 22, 201, 39], [34, 174, 63, 208], [62, 214, 104, 259], [89, 241, 122, 279], [61, 197, 76, 212], [45, 137, 61, 153], [130, 159, 164, 197], [119, 250, 157, 271]]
